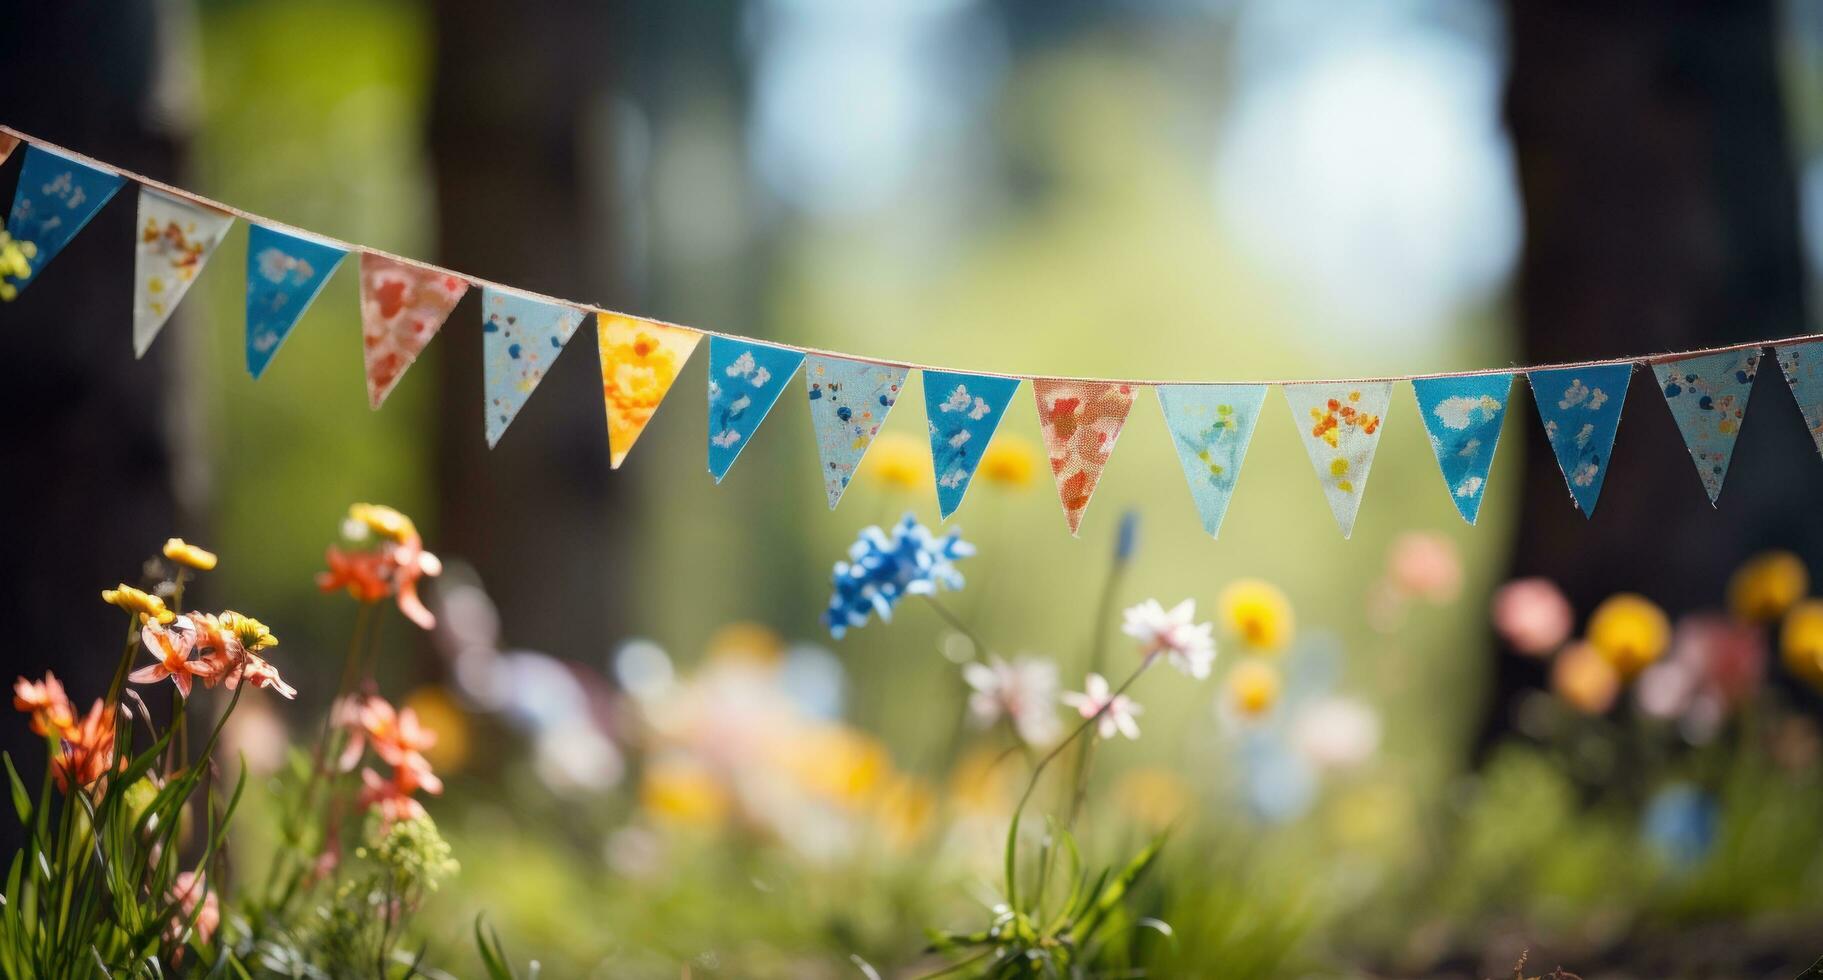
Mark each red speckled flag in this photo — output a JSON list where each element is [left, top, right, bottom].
[[1032, 380, 1138, 536]]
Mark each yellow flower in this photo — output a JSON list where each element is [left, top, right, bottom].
[[1781, 599, 1823, 689], [1586, 593, 1669, 677], [161, 538, 218, 571], [403, 686, 471, 773], [946, 746, 1015, 815], [860, 432, 931, 492], [780, 725, 890, 808], [101, 584, 174, 625], [1226, 660, 1281, 717], [1552, 641, 1620, 714], [873, 772, 936, 850], [1218, 579, 1295, 654], [640, 756, 730, 828], [348, 503, 417, 544], [705, 622, 784, 664], [218, 611, 277, 651], [1728, 551, 1809, 623], [978, 435, 1041, 489], [1115, 768, 1192, 832]]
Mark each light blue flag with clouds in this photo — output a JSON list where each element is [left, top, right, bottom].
[[707, 337, 806, 482], [1411, 373, 1513, 525], [1652, 348, 1759, 505], [805, 355, 909, 508], [480, 286, 584, 447], [3, 145, 125, 297], [922, 370, 1022, 519], [1156, 384, 1266, 538], [1528, 362, 1632, 517], [245, 223, 348, 379]]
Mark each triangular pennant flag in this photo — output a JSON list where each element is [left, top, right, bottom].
[[0, 135, 19, 166], [132, 188, 233, 357], [1032, 380, 1138, 536], [598, 314, 701, 469], [1652, 348, 1759, 505], [360, 254, 469, 408], [1411, 374, 1514, 525], [2, 145, 125, 299], [923, 370, 1022, 519], [481, 287, 584, 447], [1156, 384, 1266, 538], [245, 224, 347, 378], [805, 355, 910, 508], [707, 337, 806, 482], [1283, 383, 1392, 538], [1527, 362, 1632, 517], [1774, 339, 1823, 459]]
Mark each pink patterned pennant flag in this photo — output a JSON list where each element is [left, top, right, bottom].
[[359, 254, 469, 408], [1031, 380, 1138, 536]]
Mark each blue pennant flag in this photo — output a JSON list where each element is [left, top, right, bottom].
[[1411, 374, 1514, 525], [245, 224, 347, 378], [707, 337, 806, 482], [922, 370, 1022, 519], [3, 146, 125, 299], [1775, 339, 1823, 461], [805, 355, 909, 508], [1652, 348, 1760, 505], [1155, 384, 1266, 538], [481, 287, 584, 447], [1528, 363, 1632, 517]]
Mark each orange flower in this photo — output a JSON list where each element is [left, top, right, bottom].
[[129, 617, 219, 698], [359, 759, 442, 828], [318, 504, 443, 630], [361, 697, 438, 770], [13, 672, 74, 737], [52, 699, 116, 793], [224, 654, 296, 700], [318, 547, 391, 603]]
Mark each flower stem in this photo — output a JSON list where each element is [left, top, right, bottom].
[[923, 596, 989, 661]]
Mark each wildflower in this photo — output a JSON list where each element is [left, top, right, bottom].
[[101, 584, 174, 625], [1780, 599, 1823, 689], [1217, 579, 1294, 654], [359, 696, 438, 770], [1121, 598, 1217, 678], [639, 755, 730, 827], [1291, 696, 1381, 770], [1728, 550, 1808, 623], [317, 547, 391, 602], [318, 503, 443, 629], [962, 655, 1062, 746], [978, 435, 1040, 489], [219, 610, 277, 651], [129, 617, 218, 697], [13, 672, 74, 737], [859, 432, 931, 491], [1552, 641, 1620, 714], [224, 653, 297, 699], [360, 758, 442, 828], [403, 687, 471, 772], [823, 514, 973, 638], [1640, 782, 1718, 871], [1491, 577, 1573, 655], [52, 699, 116, 792], [164, 871, 220, 950], [161, 538, 218, 572], [1115, 768, 1192, 832], [873, 773, 937, 849], [366, 812, 460, 895], [1587, 593, 1670, 677], [349, 502, 417, 542], [1225, 660, 1281, 718], [1062, 672, 1142, 740], [1385, 532, 1461, 604]]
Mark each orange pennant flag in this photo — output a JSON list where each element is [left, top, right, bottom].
[[597, 313, 702, 468], [1032, 380, 1138, 535]]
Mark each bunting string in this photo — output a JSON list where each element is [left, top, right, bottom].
[[2, 123, 1817, 389]]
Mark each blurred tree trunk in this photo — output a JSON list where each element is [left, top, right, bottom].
[[0, 5, 182, 849], [428, 0, 629, 656], [1494, 2, 1813, 737]]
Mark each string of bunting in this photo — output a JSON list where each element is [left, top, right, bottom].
[[4, 126, 1823, 539]]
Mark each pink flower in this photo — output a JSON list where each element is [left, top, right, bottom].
[[1121, 599, 1216, 679], [129, 617, 220, 698], [164, 870, 219, 952], [962, 655, 1062, 746], [1061, 673, 1142, 740], [1492, 578, 1573, 655], [1387, 532, 1462, 604]]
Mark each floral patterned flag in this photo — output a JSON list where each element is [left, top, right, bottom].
[[1032, 380, 1139, 536], [132, 188, 234, 357], [1774, 339, 1823, 459], [1155, 384, 1267, 539], [1410, 373, 1514, 525], [598, 313, 701, 469], [0, 135, 19, 166], [707, 337, 806, 482], [1652, 349, 1759, 505], [481, 286, 584, 448], [1527, 362, 1633, 517], [2, 145, 125, 299], [359, 254, 469, 408], [805, 355, 910, 508], [923, 370, 1022, 519], [1283, 383, 1392, 538], [245, 223, 348, 379]]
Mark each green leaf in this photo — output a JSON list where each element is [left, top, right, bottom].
[[473, 914, 518, 980], [2, 756, 30, 828]]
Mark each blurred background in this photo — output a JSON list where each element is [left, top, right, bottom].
[[7, 0, 1823, 976]]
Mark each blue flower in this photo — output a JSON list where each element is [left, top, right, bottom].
[[824, 513, 974, 639], [1641, 782, 1718, 872]]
